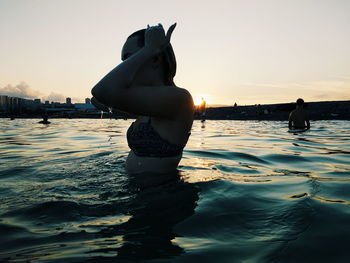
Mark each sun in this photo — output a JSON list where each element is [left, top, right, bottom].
[[194, 94, 210, 106]]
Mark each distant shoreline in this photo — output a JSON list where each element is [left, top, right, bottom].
[[199, 100, 350, 121], [1, 100, 349, 121]]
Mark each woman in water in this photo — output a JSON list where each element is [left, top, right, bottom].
[[91, 23, 194, 174]]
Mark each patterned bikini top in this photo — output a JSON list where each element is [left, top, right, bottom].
[[127, 117, 188, 158]]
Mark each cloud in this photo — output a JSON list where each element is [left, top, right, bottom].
[[0, 82, 80, 103], [0, 82, 41, 99], [42, 92, 66, 103], [234, 78, 350, 104]]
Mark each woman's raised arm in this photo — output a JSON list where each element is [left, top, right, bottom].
[[91, 24, 177, 110]]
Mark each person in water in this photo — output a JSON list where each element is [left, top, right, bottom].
[[91, 23, 194, 174], [288, 98, 310, 130], [39, 114, 50, 124]]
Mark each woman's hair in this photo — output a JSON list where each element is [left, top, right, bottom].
[[126, 29, 177, 85]]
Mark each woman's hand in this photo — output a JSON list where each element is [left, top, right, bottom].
[[145, 23, 176, 53]]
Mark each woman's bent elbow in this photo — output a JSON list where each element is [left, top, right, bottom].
[[91, 83, 111, 106], [91, 84, 102, 100]]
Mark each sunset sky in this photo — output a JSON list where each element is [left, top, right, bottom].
[[1, 0, 349, 105]]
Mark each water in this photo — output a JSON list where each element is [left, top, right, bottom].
[[0, 119, 349, 263]]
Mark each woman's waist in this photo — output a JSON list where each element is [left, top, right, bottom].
[[127, 139, 184, 158]]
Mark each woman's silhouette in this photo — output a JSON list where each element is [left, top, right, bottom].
[[92, 23, 194, 174]]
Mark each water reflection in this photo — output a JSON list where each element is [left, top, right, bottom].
[[1, 119, 350, 262], [89, 171, 199, 261]]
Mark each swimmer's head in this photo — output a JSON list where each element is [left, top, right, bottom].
[[296, 98, 304, 107], [121, 28, 177, 86]]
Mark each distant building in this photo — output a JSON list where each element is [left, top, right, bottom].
[[0, 95, 9, 112], [8, 97, 20, 112], [45, 101, 50, 105], [75, 103, 96, 112], [85, 98, 91, 104], [34, 99, 41, 104], [0, 96, 41, 113], [66, 97, 72, 104]]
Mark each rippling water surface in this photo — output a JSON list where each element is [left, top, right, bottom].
[[1, 119, 350, 262]]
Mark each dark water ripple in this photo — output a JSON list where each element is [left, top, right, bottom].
[[0, 119, 350, 262]]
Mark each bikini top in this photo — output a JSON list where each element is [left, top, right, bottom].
[[127, 117, 189, 158]]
